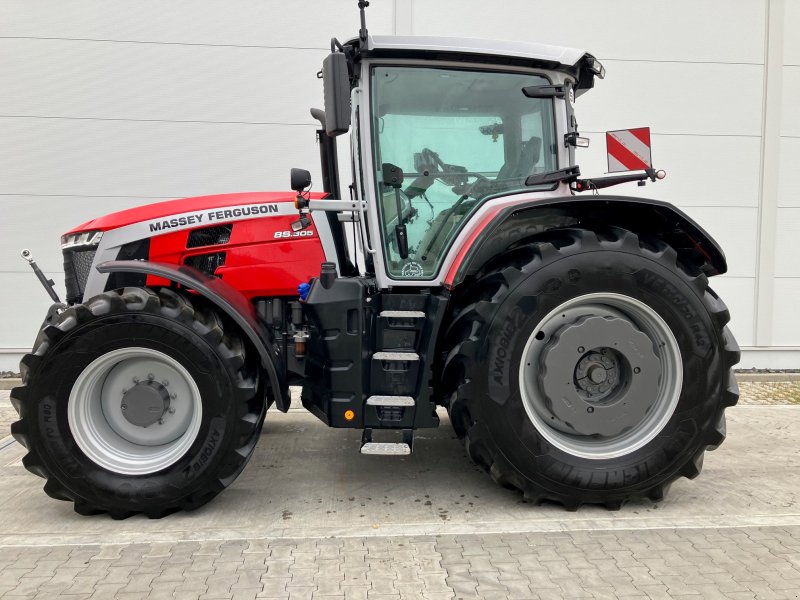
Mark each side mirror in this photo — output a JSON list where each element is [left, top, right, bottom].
[[322, 52, 351, 136], [290, 168, 312, 192]]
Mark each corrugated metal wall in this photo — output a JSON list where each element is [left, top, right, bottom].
[[0, 0, 797, 370]]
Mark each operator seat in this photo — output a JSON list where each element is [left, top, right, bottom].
[[497, 136, 542, 180]]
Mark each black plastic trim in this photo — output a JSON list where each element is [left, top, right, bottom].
[[103, 239, 151, 294], [345, 38, 600, 95], [452, 196, 728, 286]]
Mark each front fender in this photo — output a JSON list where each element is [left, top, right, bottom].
[[96, 260, 289, 412], [449, 195, 727, 287]]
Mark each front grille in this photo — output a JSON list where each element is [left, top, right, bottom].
[[184, 252, 226, 276], [187, 225, 233, 248], [63, 247, 97, 303]]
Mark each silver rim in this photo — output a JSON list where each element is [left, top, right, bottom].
[[519, 293, 682, 460], [68, 347, 203, 475]]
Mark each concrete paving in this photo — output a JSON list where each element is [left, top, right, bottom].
[[0, 404, 799, 598]]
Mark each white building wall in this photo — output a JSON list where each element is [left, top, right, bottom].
[[0, 0, 796, 370], [773, 0, 800, 352]]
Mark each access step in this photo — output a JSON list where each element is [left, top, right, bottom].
[[370, 352, 420, 396], [377, 311, 427, 351], [372, 351, 419, 361], [366, 395, 415, 406], [360, 442, 411, 456], [360, 428, 413, 455]]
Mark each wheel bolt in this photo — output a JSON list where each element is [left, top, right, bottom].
[[158, 418, 164, 425], [133, 376, 140, 383], [633, 367, 641, 374], [121, 404, 128, 410], [168, 407, 176, 414], [170, 393, 177, 399], [162, 379, 169, 386], [587, 406, 594, 413], [147, 373, 154, 381], [577, 346, 585, 353]]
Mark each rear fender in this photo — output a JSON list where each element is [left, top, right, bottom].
[[447, 195, 727, 288], [96, 260, 289, 412]]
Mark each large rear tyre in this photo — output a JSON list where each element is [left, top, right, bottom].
[[442, 227, 740, 510], [10, 287, 265, 518]]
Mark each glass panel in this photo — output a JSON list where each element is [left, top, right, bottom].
[[371, 66, 556, 279]]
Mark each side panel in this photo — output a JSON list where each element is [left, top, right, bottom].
[[146, 215, 326, 297], [79, 194, 337, 301]]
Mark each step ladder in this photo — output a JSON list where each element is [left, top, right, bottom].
[[360, 427, 414, 456], [361, 302, 430, 454]]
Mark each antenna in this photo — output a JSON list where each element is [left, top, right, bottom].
[[358, 1, 370, 41]]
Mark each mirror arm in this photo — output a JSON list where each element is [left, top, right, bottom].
[[573, 168, 667, 192]]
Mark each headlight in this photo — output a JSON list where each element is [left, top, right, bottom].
[[587, 57, 606, 79], [61, 230, 104, 250]]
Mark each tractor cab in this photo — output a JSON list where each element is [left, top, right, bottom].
[[296, 33, 608, 288]]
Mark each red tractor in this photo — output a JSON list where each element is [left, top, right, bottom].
[[13, 5, 739, 518]]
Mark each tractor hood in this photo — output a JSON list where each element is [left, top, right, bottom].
[[64, 191, 327, 235]]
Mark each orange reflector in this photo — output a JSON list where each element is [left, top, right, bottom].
[[344, 410, 355, 421]]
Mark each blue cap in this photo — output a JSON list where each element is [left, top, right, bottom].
[[298, 282, 311, 301]]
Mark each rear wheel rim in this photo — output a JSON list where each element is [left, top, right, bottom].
[[519, 292, 682, 460], [68, 347, 203, 475]]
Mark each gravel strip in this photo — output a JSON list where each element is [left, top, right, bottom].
[[738, 381, 800, 405]]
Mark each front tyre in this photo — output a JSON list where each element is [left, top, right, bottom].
[[443, 227, 740, 510], [11, 287, 265, 518]]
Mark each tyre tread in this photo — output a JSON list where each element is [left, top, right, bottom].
[[10, 287, 266, 517]]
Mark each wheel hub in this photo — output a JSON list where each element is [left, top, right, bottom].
[[538, 314, 662, 438], [575, 350, 620, 398], [121, 380, 171, 428]]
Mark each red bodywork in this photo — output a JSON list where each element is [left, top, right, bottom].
[[68, 192, 329, 299]]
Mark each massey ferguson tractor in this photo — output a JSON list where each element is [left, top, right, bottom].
[[12, 4, 739, 518]]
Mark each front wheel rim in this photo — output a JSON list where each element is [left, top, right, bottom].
[[68, 347, 203, 475], [519, 293, 683, 460]]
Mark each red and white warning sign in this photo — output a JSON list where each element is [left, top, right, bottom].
[[606, 127, 652, 173]]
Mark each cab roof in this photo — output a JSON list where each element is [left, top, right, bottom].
[[365, 35, 587, 69], [346, 35, 601, 95]]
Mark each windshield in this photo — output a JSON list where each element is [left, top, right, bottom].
[[371, 66, 557, 279]]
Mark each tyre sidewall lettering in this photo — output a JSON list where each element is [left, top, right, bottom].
[[634, 268, 712, 357]]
